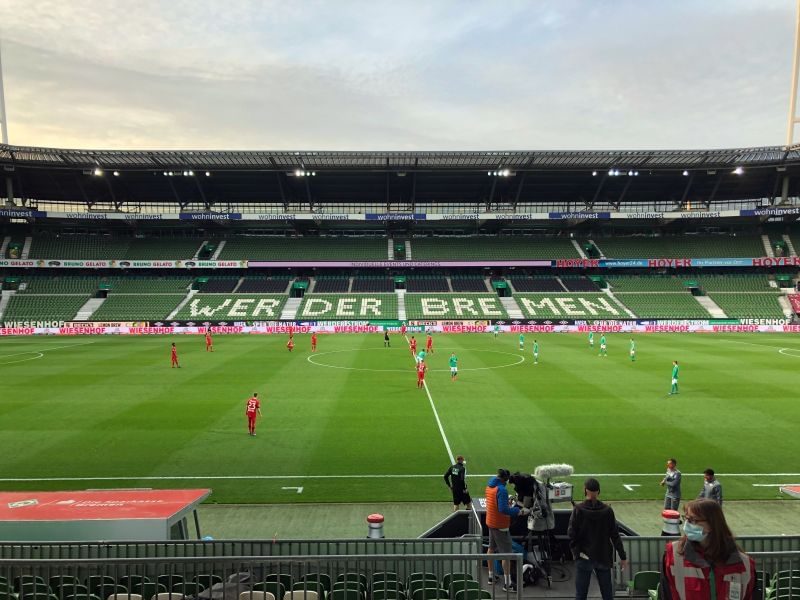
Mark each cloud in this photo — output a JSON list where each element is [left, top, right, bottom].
[[0, 0, 794, 150]]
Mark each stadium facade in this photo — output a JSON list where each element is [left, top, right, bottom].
[[2, 143, 800, 332]]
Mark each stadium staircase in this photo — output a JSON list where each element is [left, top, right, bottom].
[[572, 239, 588, 259], [20, 236, 33, 259], [405, 240, 412, 259], [192, 239, 209, 260], [0, 290, 14, 320], [782, 234, 798, 257], [694, 295, 727, 318], [387, 238, 394, 259], [280, 297, 302, 320], [74, 297, 106, 321], [778, 295, 795, 318], [396, 290, 407, 320], [555, 277, 570, 291], [0, 236, 9, 257], [604, 289, 637, 318], [230, 277, 245, 293], [589, 239, 606, 258], [167, 290, 198, 320], [761, 234, 775, 257], [500, 296, 524, 319], [211, 241, 226, 259]]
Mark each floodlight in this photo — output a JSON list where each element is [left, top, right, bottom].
[[113, 171, 119, 177], [682, 170, 689, 176], [733, 166, 744, 175], [592, 171, 597, 176], [608, 169, 614, 176], [628, 170, 633, 176], [188, 170, 194, 176], [502, 169, 510, 177], [205, 172, 211, 176], [93, 168, 103, 176]]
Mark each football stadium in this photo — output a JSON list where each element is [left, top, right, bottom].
[[1, 2, 800, 599]]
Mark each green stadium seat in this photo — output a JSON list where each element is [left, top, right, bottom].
[[404, 294, 506, 320], [627, 571, 660, 597], [452, 591, 490, 600], [239, 592, 275, 600], [252, 583, 285, 600]]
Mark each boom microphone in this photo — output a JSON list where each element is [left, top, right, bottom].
[[534, 463, 574, 480]]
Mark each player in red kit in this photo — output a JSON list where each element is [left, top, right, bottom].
[[205, 331, 213, 352], [400, 323, 407, 337], [409, 336, 417, 356], [170, 343, 180, 368], [426, 333, 433, 354], [311, 332, 317, 352], [416, 360, 427, 388], [287, 336, 294, 352], [245, 392, 262, 436]]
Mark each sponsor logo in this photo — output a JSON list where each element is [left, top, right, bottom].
[[679, 211, 721, 219], [648, 258, 692, 267], [752, 257, 800, 267], [65, 213, 108, 219], [556, 259, 600, 268], [0, 209, 36, 218], [625, 212, 664, 219], [125, 214, 164, 220], [442, 213, 479, 220], [8, 499, 38, 508]]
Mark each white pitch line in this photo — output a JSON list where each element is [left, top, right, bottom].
[[752, 484, 799, 487], [421, 379, 454, 465], [404, 334, 455, 465], [2, 472, 799, 483]]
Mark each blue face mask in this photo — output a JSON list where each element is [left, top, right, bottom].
[[683, 521, 707, 542]]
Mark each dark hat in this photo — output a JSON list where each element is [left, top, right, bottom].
[[584, 477, 601, 492]]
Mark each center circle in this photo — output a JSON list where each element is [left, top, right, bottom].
[[0, 351, 44, 365], [307, 347, 525, 372]]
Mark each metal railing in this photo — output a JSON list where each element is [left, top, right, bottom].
[[0, 539, 480, 561]]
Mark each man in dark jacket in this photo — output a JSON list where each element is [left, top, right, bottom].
[[567, 477, 627, 600], [444, 455, 471, 512]]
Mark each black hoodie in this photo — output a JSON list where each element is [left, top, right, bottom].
[[567, 499, 626, 567]]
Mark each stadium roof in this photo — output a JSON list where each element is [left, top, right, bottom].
[[2, 143, 800, 207], [3, 144, 800, 170]]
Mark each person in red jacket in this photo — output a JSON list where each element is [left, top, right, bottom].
[[660, 498, 755, 600]]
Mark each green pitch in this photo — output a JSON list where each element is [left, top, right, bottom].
[[0, 333, 798, 504]]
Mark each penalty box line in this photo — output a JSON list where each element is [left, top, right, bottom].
[[1, 472, 798, 483]]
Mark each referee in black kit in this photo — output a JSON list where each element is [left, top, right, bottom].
[[444, 455, 471, 511]]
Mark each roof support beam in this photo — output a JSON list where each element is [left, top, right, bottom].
[[589, 173, 608, 209], [679, 172, 694, 209], [166, 176, 183, 207], [194, 175, 210, 210], [705, 175, 722, 210], [513, 172, 527, 207], [615, 177, 633, 209]]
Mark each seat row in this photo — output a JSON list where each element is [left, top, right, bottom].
[[0, 573, 486, 600]]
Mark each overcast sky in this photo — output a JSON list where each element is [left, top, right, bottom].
[[0, 0, 795, 151]]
